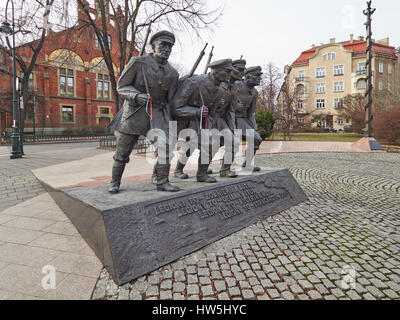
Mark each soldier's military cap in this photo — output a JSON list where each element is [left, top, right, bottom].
[[150, 30, 175, 45], [208, 59, 234, 71], [245, 66, 263, 75], [232, 59, 247, 70]]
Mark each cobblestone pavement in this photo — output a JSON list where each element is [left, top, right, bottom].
[[0, 142, 107, 212], [93, 153, 400, 300]]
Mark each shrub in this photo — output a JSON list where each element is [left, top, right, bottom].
[[255, 110, 275, 140], [374, 106, 400, 145]]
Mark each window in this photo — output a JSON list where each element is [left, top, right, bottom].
[[100, 107, 110, 114], [357, 62, 366, 75], [388, 82, 391, 91], [297, 84, 305, 95], [334, 98, 344, 109], [388, 63, 392, 74], [95, 34, 99, 48], [338, 117, 344, 125], [59, 68, 74, 96], [61, 106, 74, 123], [316, 99, 325, 109], [379, 80, 383, 90], [97, 74, 111, 99], [316, 83, 325, 94], [379, 62, 383, 73], [323, 53, 336, 61], [334, 81, 344, 92], [316, 67, 326, 78], [108, 34, 111, 49], [298, 116, 305, 123], [297, 100, 304, 109], [357, 79, 367, 90], [20, 71, 34, 90], [334, 65, 344, 76], [297, 70, 305, 82]]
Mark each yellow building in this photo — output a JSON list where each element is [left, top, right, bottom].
[[282, 35, 399, 130]]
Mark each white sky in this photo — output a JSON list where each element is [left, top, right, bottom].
[[169, 0, 400, 74]]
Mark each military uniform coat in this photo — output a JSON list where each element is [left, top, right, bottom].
[[172, 74, 225, 134], [235, 80, 259, 134], [114, 54, 179, 137]]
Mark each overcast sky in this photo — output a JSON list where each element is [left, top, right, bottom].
[[169, 0, 400, 74]]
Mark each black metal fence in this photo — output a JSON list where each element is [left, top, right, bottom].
[[1, 132, 114, 145], [99, 136, 154, 154]]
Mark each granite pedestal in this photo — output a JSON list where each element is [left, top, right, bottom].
[[39, 168, 307, 285]]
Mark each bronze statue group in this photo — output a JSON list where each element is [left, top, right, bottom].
[[108, 30, 263, 194]]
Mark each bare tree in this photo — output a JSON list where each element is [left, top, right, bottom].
[[276, 76, 301, 141], [0, 0, 74, 132], [77, 0, 222, 111], [257, 62, 283, 111]]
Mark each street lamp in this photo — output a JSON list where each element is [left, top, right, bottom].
[[0, 0, 22, 159]]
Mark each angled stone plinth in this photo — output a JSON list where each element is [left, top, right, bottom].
[[38, 168, 307, 285]]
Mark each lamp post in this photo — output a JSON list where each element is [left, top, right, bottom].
[[0, 0, 22, 159]]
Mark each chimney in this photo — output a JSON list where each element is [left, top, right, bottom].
[[77, 0, 90, 24], [330, 38, 336, 44], [358, 36, 365, 41], [350, 34, 354, 43]]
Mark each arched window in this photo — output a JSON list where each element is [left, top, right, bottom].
[[357, 79, 366, 90], [297, 84, 305, 95]]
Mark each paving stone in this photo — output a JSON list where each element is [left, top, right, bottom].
[[160, 280, 172, 290], [218, 292, 230, 300], [214, 281, 226, 293], [268, 272, 281, 283], [187, 285, 199, 295], [242, 289, 255, 299], [173, 282, 185, 293], [160, 290, 172, 300], [366, 286, 385, 299], [308, 290, 323, 300], [228, 287, 241, 297], [298, 280, 314, 290], [267, 289, 280, 299], [174, 271, 186, 282], [188, 275, 198, 284], [199, 277, 211, 285], [201, 285, 214, 297]]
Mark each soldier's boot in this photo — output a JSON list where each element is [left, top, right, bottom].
[[157, 164, 181, 192], [151, 162, 158, 185], [197, 164, 217, 183], [108, 161, 126, 194], [174, 162, 189, 180], [220, 163, 238, 178], [242, 150, 261, 172]]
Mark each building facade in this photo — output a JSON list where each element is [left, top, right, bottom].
[[281, 35, 399, 130], [0, 1, 130, 134]]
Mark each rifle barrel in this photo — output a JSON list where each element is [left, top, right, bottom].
[[203, 46, 214, 74], [189, 43, 208, 77], [139, 24, 152, 56]]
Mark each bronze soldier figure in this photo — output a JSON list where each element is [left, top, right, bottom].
[[232, 59, 247, 80], [172, 59, 234, 183], [108, 30, 180, 194], [236, 66, 263, 172]]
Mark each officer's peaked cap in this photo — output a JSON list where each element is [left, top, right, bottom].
[[150, 30, 175, 45], [209, 59, 233, 70]]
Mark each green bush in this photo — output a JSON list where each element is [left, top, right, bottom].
[[255, 110, 275, 140]]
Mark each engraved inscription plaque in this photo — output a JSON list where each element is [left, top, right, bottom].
[[45, 168, 307, 285]]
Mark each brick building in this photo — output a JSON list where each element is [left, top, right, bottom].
[[0, 1, 130, 134], [279, 35, 399, 130]]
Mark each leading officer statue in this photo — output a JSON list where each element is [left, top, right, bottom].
[[108, 31, 180, 194]]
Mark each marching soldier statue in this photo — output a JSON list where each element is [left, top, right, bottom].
[[108, 30, 180, 194], [236, 66, 263, 172], [172, 59, 235, 183]]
